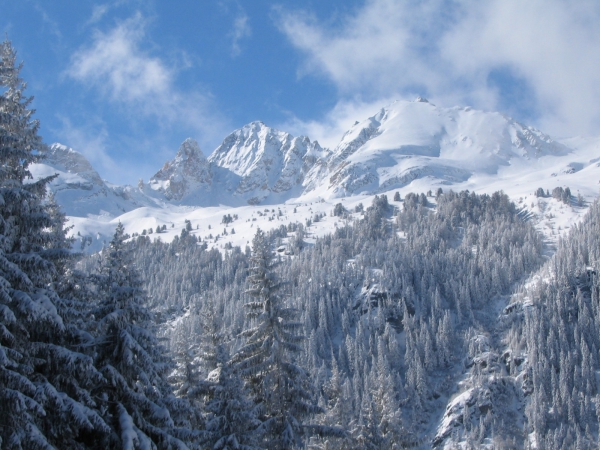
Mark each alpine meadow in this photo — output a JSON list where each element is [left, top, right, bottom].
[[3, 10, 600, 448]]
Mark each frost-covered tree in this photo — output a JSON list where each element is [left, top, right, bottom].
[[118, 189, 547, 447], [232, 228, 329, 449], [168, 318, 205, 434], [201, 349, 262, 450], [92, 224, 188, 449], [0, 39, 112, 449]]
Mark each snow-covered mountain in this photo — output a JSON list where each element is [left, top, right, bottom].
[[32, 99, 600, 251], [208, 121, 330, 204], [30, 143, 156, 217], [148, 138, 212, 202], [145, 122, 330, 206], [326, 98, 571, 197]]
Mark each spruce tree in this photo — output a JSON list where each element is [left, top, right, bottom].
[[92, 224, 188, 449], [0, 39, 112, 448], [232, 228, 334, 449], [200, 346, 262, 450]]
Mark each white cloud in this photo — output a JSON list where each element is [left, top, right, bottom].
[[276, 0, 600, 137], [275, 0, 448, 96], [87, 4, 110, 25], [66, 13, 232, 181], [69, 14, 172, 104], [230, 13, 251, 57], [442, 0, 600, 136]]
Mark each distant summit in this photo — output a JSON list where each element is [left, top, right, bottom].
[[208, 121, 329, 204], [33, 100, 581, 218], [150, 138, 212, 201], [30, 144, 155, 217]]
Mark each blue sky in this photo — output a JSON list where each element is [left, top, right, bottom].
[[3, 0, 600, 184]]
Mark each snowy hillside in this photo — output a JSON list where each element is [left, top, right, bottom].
[[30, 143, 159, 217], [325, 98, 570, 197], [31, 99, 600, 251]]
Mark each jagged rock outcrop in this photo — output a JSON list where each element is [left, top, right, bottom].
[[149, 138, 212, 201], [208, 121, 329, 204], [30, 144, 153, 217]]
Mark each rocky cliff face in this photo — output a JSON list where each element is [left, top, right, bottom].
[[45, 143, 105, 188], [33, 99, 578, 216], [149, 138, 212, 201], [30, 144, 154, 217], [208, 121, 330, 204]]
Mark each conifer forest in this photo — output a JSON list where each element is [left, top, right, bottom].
[[3, 39, 600, 449]]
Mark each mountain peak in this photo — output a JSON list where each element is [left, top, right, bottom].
[[327, 101, 571, 197], [45, 143, 103, 185], [177, 138, 204, 159], [208, 121, 329, 204], [149, 138, 211, 201]]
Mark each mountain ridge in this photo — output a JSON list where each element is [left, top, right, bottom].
[[35, 99, 579, 215], [30, 99, 600, 252]]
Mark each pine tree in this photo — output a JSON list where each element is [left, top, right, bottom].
[[92, 224, 188, 449], [232, 228, 330, 449], [201, 349, 263, 450], [0, 39, 111, 448], [168, 319, 205, 435]]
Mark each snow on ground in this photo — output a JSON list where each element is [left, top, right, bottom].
[[68, 144, 597, 254], [58, 100, 600, 254], [71, 198, 364, 253]]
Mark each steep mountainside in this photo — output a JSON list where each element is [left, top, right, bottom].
[[149, 138, 212, 201], [142, 122, 330, 206], [31, 99, 600, 250], [30, 144, 156, 217], [207, 121, 330, 204], [326, 98, 570, 197]]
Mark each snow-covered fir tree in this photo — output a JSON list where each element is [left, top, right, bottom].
[[200, 345, 262, 449], [92, 223, 189, 449], [0, 39, 112, 449], [168, 318, 205, 435], [232, 228, 333, 449]]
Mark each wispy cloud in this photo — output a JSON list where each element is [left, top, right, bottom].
[[229, 12, 251, 57], [55, 116, 118, 177], [69, 13, 172, 104], [32, 1, 62, 38], [276, 0, 600, 138], [65, 13, 231, 181], [86, 4, 111, 25]]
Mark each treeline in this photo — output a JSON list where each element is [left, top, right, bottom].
[[131, 188, 546, 448]]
